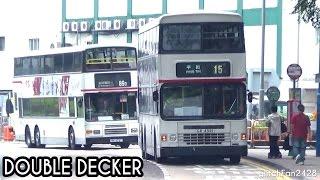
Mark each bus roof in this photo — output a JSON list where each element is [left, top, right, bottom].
[[14, 43, 136, 58], [139, 11, 242, 33]]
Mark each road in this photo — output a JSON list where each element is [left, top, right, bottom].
[[0, 141, 283, 180]]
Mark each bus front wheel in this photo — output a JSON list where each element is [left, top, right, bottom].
[[230, 156, 241, 164], [84, 144, 92, 149], [120, 143, 130, 149], [154, 131, 165, 163]]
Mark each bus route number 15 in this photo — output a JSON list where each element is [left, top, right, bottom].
[[213, 65, 223, 74], [118, 80, 128, 87]]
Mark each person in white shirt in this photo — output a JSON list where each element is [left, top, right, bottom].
[[266, 105, 282, 159]]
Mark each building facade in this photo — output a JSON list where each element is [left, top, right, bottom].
[[0, 0, 318, 115]]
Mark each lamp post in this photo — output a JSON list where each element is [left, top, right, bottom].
[[259, 0, 266, 119]]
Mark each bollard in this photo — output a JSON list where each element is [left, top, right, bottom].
[[3, 125, 15, 141]]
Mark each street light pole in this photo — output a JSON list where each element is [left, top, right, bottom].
[[259, 0, 266, 119]]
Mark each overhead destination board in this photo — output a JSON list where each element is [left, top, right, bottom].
[[176, 62, 230, 77]]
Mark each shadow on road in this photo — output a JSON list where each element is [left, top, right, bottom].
[[157, 156, 242, 166]]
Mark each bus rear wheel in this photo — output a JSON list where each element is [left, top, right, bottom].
[[68, 127, 76, 150], [25, 127, 34, 148], [34, 127, 45, 148]]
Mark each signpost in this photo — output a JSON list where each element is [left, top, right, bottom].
[[266, 86, 280, 104], [286, 64, 302, 157], [287, 64, 302, 99], [266, 86, 280, 112], [289, 88, 301, 101]]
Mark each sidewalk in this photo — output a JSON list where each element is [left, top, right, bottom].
[[246, 146, 320, 179]]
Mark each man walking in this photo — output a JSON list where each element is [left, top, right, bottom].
[[291, 104, 311, 165], [266, 105, 282, 158]]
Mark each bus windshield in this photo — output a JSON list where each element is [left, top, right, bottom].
[[84, 92, 137, 121], [161, 84, 246, 120], [161, 22, 244, 53], [85, 47, 137, 71]]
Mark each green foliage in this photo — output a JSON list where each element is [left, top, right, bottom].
[[292, 0, 320, 28]]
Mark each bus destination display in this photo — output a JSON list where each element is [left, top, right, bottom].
[[95, 72, 131, 88], [176, 62, 230, 77]]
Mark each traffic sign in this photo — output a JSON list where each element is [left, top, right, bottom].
[[266, 86, 280, 102], [287, 64, 302, 80]]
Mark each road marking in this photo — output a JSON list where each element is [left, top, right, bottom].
[[243, 159, 291, 180], [147, 160, 171, 180]]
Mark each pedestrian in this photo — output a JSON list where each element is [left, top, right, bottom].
[[291, 104, 311, 165], [266, 105, 282, 159]]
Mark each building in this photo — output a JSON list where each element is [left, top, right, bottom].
[[0, 0, 318, 116]]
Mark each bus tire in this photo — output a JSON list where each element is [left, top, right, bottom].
[[120, 143, 130, 149], [140, 125, 145, 158], [142, 127, 152, 160], [25, 127, 34, 148], [230, 156, 241, 164], [154, 130, 165, 163], [84, 144, 92, 149], [68, 127, 76, 150], [34, 126, 45, 148]]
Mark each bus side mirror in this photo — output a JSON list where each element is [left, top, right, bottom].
[[6, 99, 14, 117], [77, 99, 83, 107], [247, 92, 253, 103], [153, 91, 159, 102]]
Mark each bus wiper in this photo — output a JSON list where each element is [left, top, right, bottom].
[[227, 99, 237, 114]]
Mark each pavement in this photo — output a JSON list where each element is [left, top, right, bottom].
[[246, 146, 320, 179]]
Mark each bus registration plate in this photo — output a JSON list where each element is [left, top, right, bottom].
[[197, 129, 215, 133], [110, 139, 123, 142]]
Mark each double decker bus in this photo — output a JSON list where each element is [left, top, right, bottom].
[[138, 12, 249, 163], [10, 44, 139, 149]]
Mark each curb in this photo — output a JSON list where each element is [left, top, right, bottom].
[[244, 156, 292, 173]]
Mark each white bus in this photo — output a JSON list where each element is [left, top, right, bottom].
[[138, 12, 250, 163], [10, 44, 139, 149]]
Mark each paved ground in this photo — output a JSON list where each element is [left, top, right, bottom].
[[246, 147, 320, 180], [0, 141, 163, 180], [0, 141, 289, 180]]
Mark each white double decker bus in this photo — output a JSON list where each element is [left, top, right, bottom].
[[138, 12, 249, 163], [10, 44, 139, 149]]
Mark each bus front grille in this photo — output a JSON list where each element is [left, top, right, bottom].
[[104, 128, 127, 135], [178, 133, 230, 145], [105, 124, 125, 128]]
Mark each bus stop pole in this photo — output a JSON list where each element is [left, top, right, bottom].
[[317, 41, 320, 156], [317, 84, 320, 156]]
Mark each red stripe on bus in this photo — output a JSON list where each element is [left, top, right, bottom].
[[158, 78, 246, 84], [82, 87, 138, 93]]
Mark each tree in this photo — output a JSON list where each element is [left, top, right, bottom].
[[292, 0, 320, 28]]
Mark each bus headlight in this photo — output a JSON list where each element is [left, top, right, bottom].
[[86, 130, 93, 135], [169, 134, 177, 141], [241, 133, 247, 140], [131, 128, 138, 133], [160, 134, 167, 142], [232, 133, 239, 140]]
